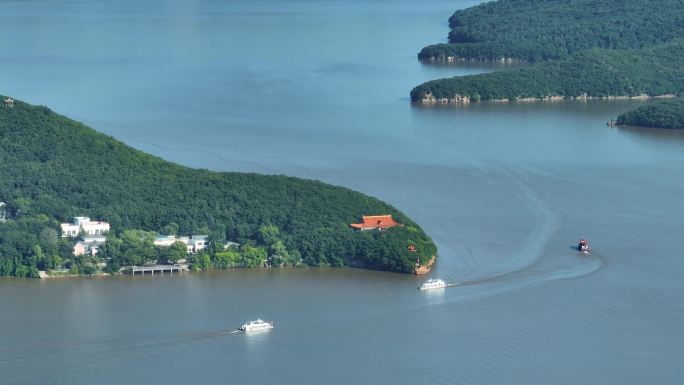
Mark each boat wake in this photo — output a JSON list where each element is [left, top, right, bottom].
[[434, 165, 606, 299], [0, 327, 248, 385]]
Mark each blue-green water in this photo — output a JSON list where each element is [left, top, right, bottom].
[[2, 1, 684, 384]]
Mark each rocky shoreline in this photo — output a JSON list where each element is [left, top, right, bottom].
[[417, 92, 677, 105], [414, 255, 436, 275], [38, 271, 111, 279], [420, 55, 523, 64]]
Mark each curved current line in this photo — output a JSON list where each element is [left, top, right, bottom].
[[438, 164, 605, 297]]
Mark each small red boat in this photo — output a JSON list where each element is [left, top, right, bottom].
[[577, 239, 590, 254]]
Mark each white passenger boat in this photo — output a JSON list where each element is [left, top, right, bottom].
[[239, 319, 274, 332], [419, 278, 448, 290]]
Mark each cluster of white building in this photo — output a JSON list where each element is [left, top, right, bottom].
[[60, 217, 111, 257], [59, 216, 221, 260], [153, 235, 209, 253], [61, 216, 110, 238]]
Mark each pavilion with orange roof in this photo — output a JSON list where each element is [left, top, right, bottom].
[[350, 215, 401, 231]]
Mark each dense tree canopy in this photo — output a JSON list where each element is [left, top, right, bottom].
[[411, 39, 684, 102], [617, 98, 684, 129], [418, 0, 684, 62], [0, 99, 436, 276]]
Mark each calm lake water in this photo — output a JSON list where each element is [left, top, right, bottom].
[[2, 1, 684, 384]]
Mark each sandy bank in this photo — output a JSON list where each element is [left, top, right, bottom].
[[414, 255, 436, 275]]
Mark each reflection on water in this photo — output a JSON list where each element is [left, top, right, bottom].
[[416, 58, 525, 79], [421, 287, 447, 307], [418, 58, 527, 73], [242, 328, 272, 354], [613, 124, 684, 141]]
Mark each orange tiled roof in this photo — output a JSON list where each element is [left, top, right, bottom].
[[350, 215, 400, 230]]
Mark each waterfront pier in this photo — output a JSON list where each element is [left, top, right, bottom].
[[130, 265, 183, 275]]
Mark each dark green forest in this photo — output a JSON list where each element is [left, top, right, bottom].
[[411, 39, 684, 102], [418, 0, 684, 62], [0, 98, 436, 277], [617, 98, 684, 129]]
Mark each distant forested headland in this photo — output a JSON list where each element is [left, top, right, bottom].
[[411, 39, 684, 103], [616, 98, 684, 129], [418, 0, 684, 63], [0, 98, 436, 277], [412, 0, 684, 105]]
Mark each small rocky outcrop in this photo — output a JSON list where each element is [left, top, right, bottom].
[[414, 255, 436, 275]]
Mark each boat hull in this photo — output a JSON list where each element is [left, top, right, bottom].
[[419, 285, 447, 290], [239, 320, 274, 332]]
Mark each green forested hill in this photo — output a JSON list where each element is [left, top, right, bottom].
[[0, 98, 435, 277], [418, 0, 684, 62], [617, 98, 684, 129], [411, 39, 684, 102]]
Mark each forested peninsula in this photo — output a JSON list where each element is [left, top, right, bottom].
[[0, 97, 436, 277], [411, 40, 684, 103], [412, 0, 684, 104], [616, 99, 684, 129], [418, 0, 684, 63]]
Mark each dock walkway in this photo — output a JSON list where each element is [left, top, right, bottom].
[[129, 265, 184, 275]]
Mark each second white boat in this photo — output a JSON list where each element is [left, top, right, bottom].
[[240, 319, 274, 332], [419, 278, 448, 290]]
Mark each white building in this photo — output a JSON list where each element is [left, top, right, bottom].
[[154, 235, 209, 253], [0, 202, 6, 222], [61, 216, 110, 237], [186, 236, 208, 253]]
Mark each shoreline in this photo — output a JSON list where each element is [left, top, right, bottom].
[[30, 262, 436, 280], [38, 271, 112, 279], [419, 55, 524, 64], [610, 122, 684, 130], [416, 93, 677, 105], [414, 255, 436, 275]]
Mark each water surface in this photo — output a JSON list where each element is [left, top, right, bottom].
[[1, 1, 684, 384]]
